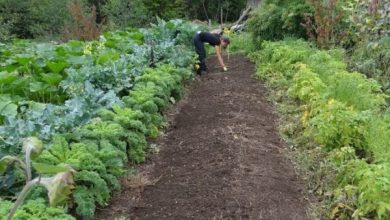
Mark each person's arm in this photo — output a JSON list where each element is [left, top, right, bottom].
[[215, 46, 227, 71]]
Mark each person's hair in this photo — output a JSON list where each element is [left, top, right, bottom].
[[221, 37, 230, 44]]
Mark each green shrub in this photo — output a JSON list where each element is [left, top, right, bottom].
[[0, 0, 72, 40], [102, 0, 149, 29], [250, 39, 313, 89], [29, 0, 72, 39], [227, 32, 255, 54], [141, 0, 186, 20], [288, 65, 326, 103], [304, 49, 347, 81], [364, 116, 390, 163], [326, 72, 386, 111], [336, 160, 390, 219], [308, 99, 369, 151], [0, 16, 13, 42], [247, 0, 312, 45], [251, 39, 390, 219], [349, 37, 390, 92]]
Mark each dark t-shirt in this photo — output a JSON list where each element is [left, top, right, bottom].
[[199, 32, 221, 47]]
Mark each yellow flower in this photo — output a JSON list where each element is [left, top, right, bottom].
[[223, 27, 231, 35], [83, 43, 93, 55], [297, 63, 307, 69], [328, 98, 336, 105], [97, 41, 105, 51], [301, 110, 310, 127]]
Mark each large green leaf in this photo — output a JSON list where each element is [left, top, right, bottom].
[[56, 40, 84, 57], [31, 60, 45, 74], [0, 71, 18, 85], [41, 73, 63, 85], [35, 43, 57, 60], [165, 21, 175, 30], [0, 95, 17, 117], [97, 50, 120, 65], [9, 77, 29, 94], [15, 55, 33, 65], [29, 81, 49, 93], [1, 63, 18, 72], [46, 85, 59, 93], [32, 162, 69, 174], [130, 32, 145, 44], [46, 61, 68, 73], [66, 40, 84, 53], [0, 103, 17, 117], [66, 56, 89, 66], [104, 40, 116, 48], [28, 101, 47, 112]]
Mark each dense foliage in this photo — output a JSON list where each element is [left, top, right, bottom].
[[0, 19, 201, 219], [250, 39, 390, 219], [244, 1, 390, 219], [247, 0, 312, 44], [348, 36, 390, 92], [247, 0, 389, 91], [0, 0, 248, 41], [0, 198, 75, 220], [0, 0, 73, 40]]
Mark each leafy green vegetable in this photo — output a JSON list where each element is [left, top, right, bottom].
[[250, 39, 390, 219], [0, 19, 198, 220], [0, 198, 75, 220]]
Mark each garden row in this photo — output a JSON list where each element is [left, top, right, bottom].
[[0, 19, 202, 219], [250, 39, 390, 219]]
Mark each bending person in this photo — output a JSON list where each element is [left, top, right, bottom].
[[193, 31, 230, 75]]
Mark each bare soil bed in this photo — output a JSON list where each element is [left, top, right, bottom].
[[95, 55, 309, 220]]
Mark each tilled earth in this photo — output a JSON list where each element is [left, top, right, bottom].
[[95, 55, 309, 220]]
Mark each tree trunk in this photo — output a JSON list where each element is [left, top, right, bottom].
[[247, 0, 261, 9], [233, 6, 251, 26], [210, 0, 261, 33]]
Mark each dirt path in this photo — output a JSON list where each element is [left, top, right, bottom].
[[96, 55, 309, 220]]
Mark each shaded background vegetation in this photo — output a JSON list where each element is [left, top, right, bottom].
[[247, 0, 389, 91], [0, 0, 250, 42]]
